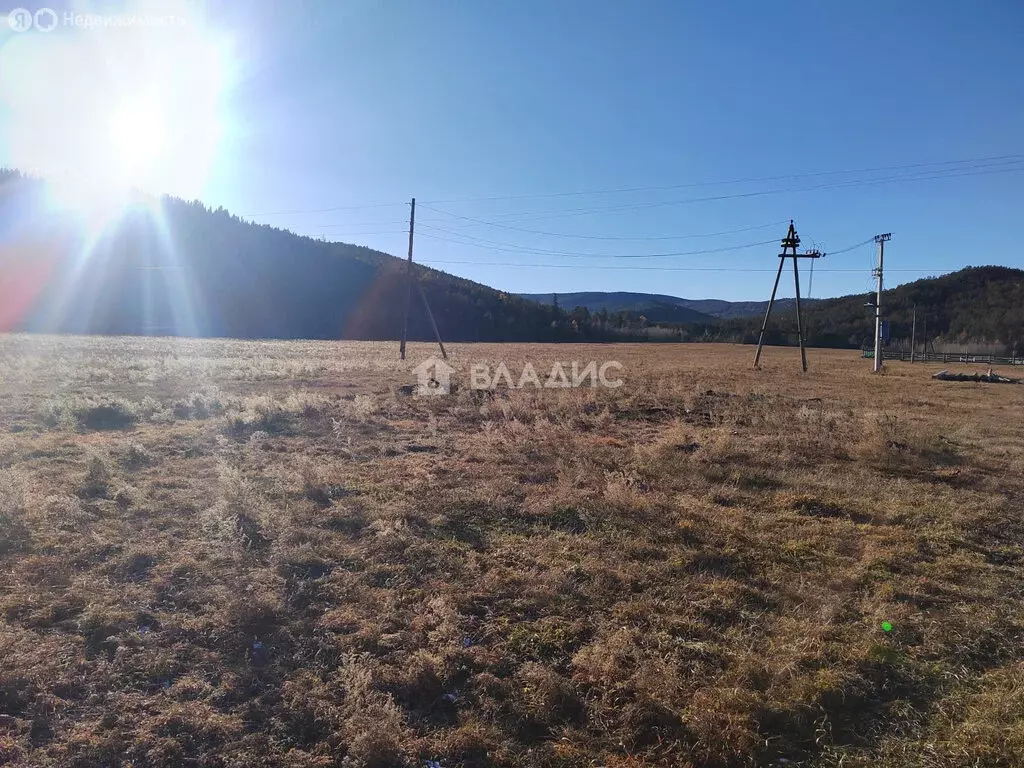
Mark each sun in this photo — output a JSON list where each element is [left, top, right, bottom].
[[0, 0, 234, 228], [108, 101, 171, 190], [45, 101, 174, 228]]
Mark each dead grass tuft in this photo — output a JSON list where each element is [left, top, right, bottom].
[[339, 657, 412, 767], [80, 452, 114, 498], [0, 469, 29, 554]]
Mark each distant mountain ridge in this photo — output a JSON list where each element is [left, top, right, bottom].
[[522, 268, 1024, 352], [519, 291, 819, 321]]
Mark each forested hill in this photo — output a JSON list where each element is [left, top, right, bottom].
[[519, 291, 818, 321], [522, 269, 1024, 352], [0, 170, 575, 342], [721, 266, 1024, 351], [805, 266, 1024, 349]]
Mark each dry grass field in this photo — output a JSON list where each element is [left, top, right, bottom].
[[1, 335, 1023, 767]]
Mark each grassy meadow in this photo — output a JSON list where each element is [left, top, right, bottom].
[[0, 335, 1022, 767]]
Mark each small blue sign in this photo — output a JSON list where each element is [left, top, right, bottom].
[[881, 321, 891, 342]]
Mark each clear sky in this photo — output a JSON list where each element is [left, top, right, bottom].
[[2, 0, 1022, 301]]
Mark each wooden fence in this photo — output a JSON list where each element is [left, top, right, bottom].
[[864, 350, 1023, 366]]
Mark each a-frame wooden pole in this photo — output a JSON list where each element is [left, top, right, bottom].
[[754, 221, 796, 368], [754, 221, 820, 372], [753, 257, 786, 368], [792, 247, 807, 373]]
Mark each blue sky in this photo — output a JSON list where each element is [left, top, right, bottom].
[[3, 0, 1023, 300]]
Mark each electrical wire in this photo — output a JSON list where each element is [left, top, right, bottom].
[[824, 237, 876, 256], [242, 201, 408, 218], [419, 153, 1024, 205], [415, 231, 778, 259], [418, 160, 1024, 230], [435, 164, 1024, 224], [415, 233, 883, 274], [416, 218, 791, 243], [314, 230, 409, 237], [416, 223, 787, 256], [238, 153, 1024, 223], [416, 260, 953, 274], [313, 220, 410, 229]]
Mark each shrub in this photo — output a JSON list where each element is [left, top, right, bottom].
[[223, 398, 291, 438], [0, 470, 29, 554], [121, 443, 155, 469], [37, 399, 76, 430], [75, 399, 139, 431], [201, 464, 274, 549], [41, 494, 93, 531], [0, 435, 15, 466], [296, 459, 348, 506], [137, 396, 163, 421], [345, 394, 379, 421], [518, 662, 584, 727], [170, 392, 223, 421], [81, 454, 113, 498]]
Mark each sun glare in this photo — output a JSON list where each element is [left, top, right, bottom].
[[0, 0, 234, 229], [48, 173, 128, 236], [109, 102, 170, 186]]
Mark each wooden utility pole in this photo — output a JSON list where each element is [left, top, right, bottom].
[[754, 252, 787, 368], [397, 197, 448, 361], [753, 221, 822, 372], [399, 198, 416, 360], [792, 245, 807, 373], [416, 280, 447, 360], [872, 233, 891, 373], [910, 304, 917, 363]]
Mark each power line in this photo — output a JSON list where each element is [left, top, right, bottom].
[[416, 231, 778, 259], [443, 160, 1024, 226], [417, 218, 791, 242], [413, 234, 876, 270], [447, 160, 1024, 222], [823, 237, 877, 256], [417, 222, 782, 255], [236, 152, 1024, 223], [312, 220, 410, 229], [298, 217, 788, 241], [242, 201, 407, 218], [314, 230, 408, 237], [417, 225, 783, 256], [419, 153, 1024, 205], [417, 260, 951, 273], [419, 160, 1024, 229]]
